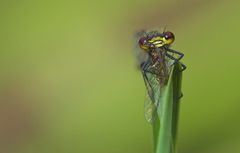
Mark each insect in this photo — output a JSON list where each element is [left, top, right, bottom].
[[136, 29, 186, 123]]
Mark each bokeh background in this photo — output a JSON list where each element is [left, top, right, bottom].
[[0, 0, 240, 153]]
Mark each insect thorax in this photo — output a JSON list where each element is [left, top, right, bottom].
[[147, 48, 170, 85]]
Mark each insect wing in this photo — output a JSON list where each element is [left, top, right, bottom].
[[142, 71, 161, 123], [144, 89, 157, 123]]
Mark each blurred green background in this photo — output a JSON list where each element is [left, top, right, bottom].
[[0, 0, 240, 153]]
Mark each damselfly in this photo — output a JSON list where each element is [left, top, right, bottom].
[[135, 29, 186, 123]]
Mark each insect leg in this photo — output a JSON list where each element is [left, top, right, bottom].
[[165, 53, 186, 72], [140, 61, 150, 71], [142, 71, 155, 102], [178, 92, 183, 99], [141, 61, 162, 103], [165, 48, 184, 62], [140, 60, 159, 76], [142, 67, 159, 103]]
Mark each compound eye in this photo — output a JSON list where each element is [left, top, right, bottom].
[[164, 31, 175, 40], [138, 37, 147, 46]]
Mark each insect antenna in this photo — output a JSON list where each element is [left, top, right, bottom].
[[163, 26, 167, 33]]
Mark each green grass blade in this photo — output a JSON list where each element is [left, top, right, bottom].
[[152, 63, 183, 153]]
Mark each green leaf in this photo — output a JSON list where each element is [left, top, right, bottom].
[[152, 63, 183, 153]]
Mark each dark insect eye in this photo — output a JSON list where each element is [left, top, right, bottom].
[[164, 31, 175, 40], [138, 37, 147, 45]]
